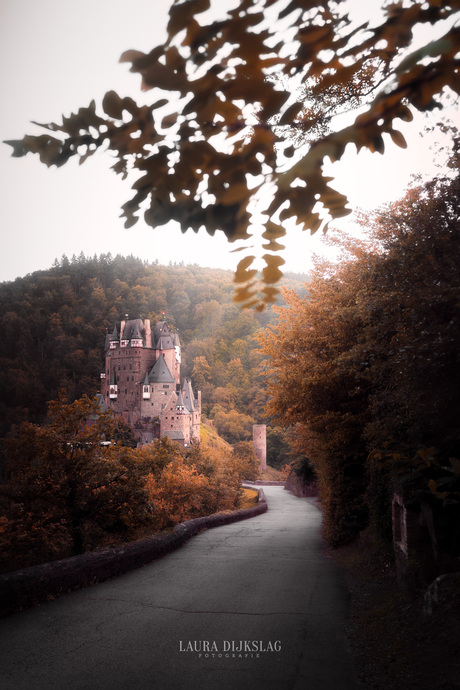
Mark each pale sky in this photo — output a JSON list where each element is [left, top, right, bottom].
[[0, 0, 454, 283]]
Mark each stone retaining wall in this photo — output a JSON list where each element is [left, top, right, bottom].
[[243, 480, 285, 486], [0, 489, 267, 618], [284, 474, 318, 497]]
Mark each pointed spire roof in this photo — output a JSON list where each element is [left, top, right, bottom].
[[148, 356, 175, 384], [143, 372, 150, 385], [153, 321, 168, 342], [110, 326, 119, 341], [131, 321, 143, 340], [157, 334, 174, 350], [121, 318, 145, 345], [110, 370, 117, 385], [94, 393, 108, 414], [176, 390, 184, 408], [181, 378, 195, 412]]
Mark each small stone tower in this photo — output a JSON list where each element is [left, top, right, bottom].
[[252, 424, 267, 471]]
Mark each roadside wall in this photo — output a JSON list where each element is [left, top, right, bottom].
[[0, 489, 267, 618]]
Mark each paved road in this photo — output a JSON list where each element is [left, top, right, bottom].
[[0, 487, 358, 690]]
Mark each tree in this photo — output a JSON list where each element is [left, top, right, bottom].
[[258, 162, 460, 547], [0, 393, 150, 568], [6, 0, 459, 308], [210, 405, 255, 443], [144, 459, 212, 529], [232, 441, 259, 481], [257, 267, 370, 544]]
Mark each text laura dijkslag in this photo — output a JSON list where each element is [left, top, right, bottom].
[[179, 640, 282, 658]]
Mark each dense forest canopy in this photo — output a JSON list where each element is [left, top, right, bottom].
[[0, 255, 307, 465], [6, 0, 459, 308]]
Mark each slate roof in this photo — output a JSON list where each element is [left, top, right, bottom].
[[157, 334, 174, 350], [153, 321, 168, 344], [148, 356, 175, 384], [121, 319, 145, 343], [163, 430, 185, 440], [93, 393, 109, 416], [181, 378, 196, 412]]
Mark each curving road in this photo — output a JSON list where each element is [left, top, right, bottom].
[[0, 487, 358, 690]]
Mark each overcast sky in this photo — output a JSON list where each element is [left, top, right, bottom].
[[0, 0, 452, 283]]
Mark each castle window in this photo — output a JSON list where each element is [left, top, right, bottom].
[[163, 385, 169, 389]]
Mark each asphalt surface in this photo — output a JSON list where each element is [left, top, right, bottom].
[[0, 486, 358, 690]]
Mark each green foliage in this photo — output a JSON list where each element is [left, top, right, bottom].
[[6, 0, 459, 307], [266, 426, 303, 469]]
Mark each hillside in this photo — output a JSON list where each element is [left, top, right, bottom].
[[0, 254, 308, 463]]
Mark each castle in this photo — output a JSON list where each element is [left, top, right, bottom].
[[100, 318, 201, 445]]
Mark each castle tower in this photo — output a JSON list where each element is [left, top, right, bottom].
[[252, 424, 267, 471]]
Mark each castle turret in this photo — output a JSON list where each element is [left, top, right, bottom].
[[109, 326, 119, 350], [176, 390, 185, 414], [131, 321, 144, 348]]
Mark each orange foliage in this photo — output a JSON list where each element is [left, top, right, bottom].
[[145, 461, 212, 530]]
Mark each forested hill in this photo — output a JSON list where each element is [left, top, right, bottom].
[[0, 254, 308, 448]]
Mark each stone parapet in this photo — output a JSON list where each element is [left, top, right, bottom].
[[0, 490, 267, 618]]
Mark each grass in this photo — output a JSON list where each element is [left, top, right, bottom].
[[257, 466, 286, 481], [239, 488, 260, 510]]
